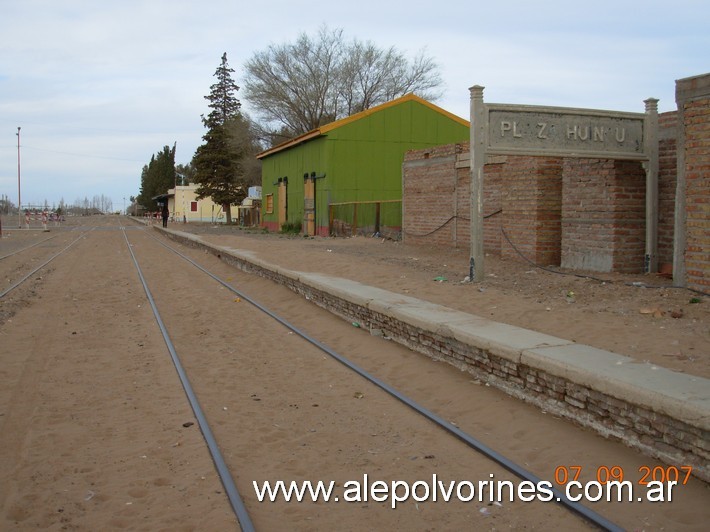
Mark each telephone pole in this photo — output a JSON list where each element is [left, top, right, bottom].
[[17, 127, 21, 228]]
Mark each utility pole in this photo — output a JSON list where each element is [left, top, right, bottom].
[[17, 127, 21, 228]]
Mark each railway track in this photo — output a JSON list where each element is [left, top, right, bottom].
[[134, 227, 624, 531], [0, 228, 91, 300], [1, 217, 706, 530]]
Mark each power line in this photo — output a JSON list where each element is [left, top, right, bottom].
[[18, 145, 145, 163]]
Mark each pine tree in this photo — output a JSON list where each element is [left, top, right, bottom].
[[193, 53, 246, 224], [137, 144, 176, 211]]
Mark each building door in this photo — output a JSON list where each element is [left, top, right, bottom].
[[277, 178, 287, 228], [304, 175, 315, 236]]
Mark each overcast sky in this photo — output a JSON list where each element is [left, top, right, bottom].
[[1, 0, 707, 211]]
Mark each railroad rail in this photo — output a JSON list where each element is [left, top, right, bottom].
[[0, 228, 91, 299]]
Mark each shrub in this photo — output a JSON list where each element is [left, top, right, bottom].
[[280, 221, 302, 234]]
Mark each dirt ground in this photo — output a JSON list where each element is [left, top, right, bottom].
[[178, 221, 710, 379], [1, 216, 708, 531]]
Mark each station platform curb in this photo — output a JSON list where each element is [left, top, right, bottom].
[[157, 225, 710, 482]]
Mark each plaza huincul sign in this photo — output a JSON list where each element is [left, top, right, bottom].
[[487, 105, 646, 160]]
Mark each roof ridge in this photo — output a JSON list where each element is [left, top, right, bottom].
[[256, 94, 469, 159]]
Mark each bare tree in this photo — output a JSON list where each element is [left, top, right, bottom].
[[243, 25, 443, 141], [338, 43, 442, 116], [244, 27, 342, 138]]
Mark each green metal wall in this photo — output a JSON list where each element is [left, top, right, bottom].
[[260, 99, 469, 232], [261, 136, 327, 231]]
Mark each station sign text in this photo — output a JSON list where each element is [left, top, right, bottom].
[[487, 109, 645, 158]]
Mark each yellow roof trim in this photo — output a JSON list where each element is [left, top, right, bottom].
[[256, 93, 469, 159], [256, 130, 321, 159]]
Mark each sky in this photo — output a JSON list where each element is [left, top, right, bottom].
[[1, 0, 708, 211]]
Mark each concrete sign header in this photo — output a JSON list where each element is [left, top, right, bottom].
[[487, 105, 646, 160]]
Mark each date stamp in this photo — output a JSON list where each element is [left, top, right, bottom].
[[549, 465, 693, 503], [553, 465, 693, 486]]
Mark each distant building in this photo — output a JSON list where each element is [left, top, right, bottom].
[[158, 184, 240, 224], [153, 184, 261, 226]]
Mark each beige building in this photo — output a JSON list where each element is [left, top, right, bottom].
[[165, 184, 234, 223], [166, 184, 260, 225]]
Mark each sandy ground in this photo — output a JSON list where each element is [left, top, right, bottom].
[[1, 216, 708, 531]]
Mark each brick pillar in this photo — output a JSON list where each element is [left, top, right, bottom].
[[675, 74, 710, 292], [657, 112, 678, 269], [562, 159, 646, 273]]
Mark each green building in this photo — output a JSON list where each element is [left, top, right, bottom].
[[257, 93, 470, 237]]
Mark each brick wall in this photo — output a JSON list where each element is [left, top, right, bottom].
[[482, 157, 503, 254], [403, 149, 648, 272], [402, 144, 463, 247], [402, 143, 502, 252], [404, 143, 674, 274]]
